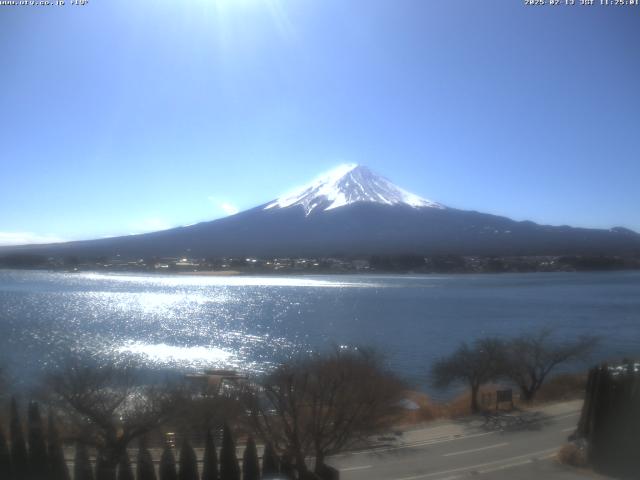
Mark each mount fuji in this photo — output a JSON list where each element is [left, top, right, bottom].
[[264, 164, 444, 215], [2, 165, 639, 259]]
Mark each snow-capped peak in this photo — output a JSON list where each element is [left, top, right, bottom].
[[264, 164, 445, 216]]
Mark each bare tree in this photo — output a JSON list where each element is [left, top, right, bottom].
[[504, 329, 598, 402], [0, 366, 5, 395], [45, 361, 183, 479], [0, 365, 10, 404], [166, 387, 244, 438], [243, 348, 405, 478], [431, 338, 507, 414], [0, 424, 11, 480]]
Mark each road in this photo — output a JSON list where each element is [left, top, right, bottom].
[[61, 400, 597, 479], [327, 400, 599, 480]]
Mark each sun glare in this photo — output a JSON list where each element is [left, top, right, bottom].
[[205, 0, 294, 40]]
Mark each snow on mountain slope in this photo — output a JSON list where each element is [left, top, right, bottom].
[[264, 164, 445, 216]]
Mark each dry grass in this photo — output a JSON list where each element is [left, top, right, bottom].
[[436, 391, 476, 418], [396, 385, 504, 426], [396, 373, 587, 427], [534, 373, 587, 404], [437, 384, 511, 417], [557, 443, 588, 468], [394, 391, 442, 426]]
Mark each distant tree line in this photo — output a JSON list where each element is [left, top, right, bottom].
[[3, 252, 640, 273], [0, 254, 50, 268], [369, 254, 640, 274]]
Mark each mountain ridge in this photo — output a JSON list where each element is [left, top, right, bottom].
[[1, 165, 639, 259]]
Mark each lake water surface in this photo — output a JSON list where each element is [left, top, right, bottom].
[[1, 269, 639, 390]]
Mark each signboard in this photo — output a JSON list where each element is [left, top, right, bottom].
[[496, 389, 514, 410]]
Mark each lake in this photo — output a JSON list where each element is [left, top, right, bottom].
[[1, 269, 639, 392]]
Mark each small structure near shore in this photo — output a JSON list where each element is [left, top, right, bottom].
[[185, 369, 248, 396]]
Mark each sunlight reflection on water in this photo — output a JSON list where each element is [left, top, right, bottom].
[[116, 341, 234, 367], [1, 269, 639, 391], [48, 272, 373, 375], [77, 272, 376, 288]]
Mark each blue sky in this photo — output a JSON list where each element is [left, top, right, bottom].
[[1, 0, 639, 245]]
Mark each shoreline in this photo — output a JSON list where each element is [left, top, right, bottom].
[[0, 266, 640, 277], [1, 266, 640, 277], [174, 270, 243, 276]]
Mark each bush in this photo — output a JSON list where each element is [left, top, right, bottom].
[[557, 443, 587, 468], [48, 413, 71, 480], [242, 437, 259, 480], [159, 446, 177, 480], [535, 374, 587, 403], [117, 450, 135, 480], [74, 442, 94, 480], [95, 448, 117, 480], [261, 443, 279, 478], [136, 439, 156, 480], [10, 398, 28, 480], [201, 430, 218, 480], [0, 424, 11, 480], [178, 439, 198, 480], [220, 425, 240, 480], [28, 402, 48, 480]]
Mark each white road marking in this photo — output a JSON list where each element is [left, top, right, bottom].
[[442, 442, 509, 457], [561, 427, 576, 432], [476, 452, 556, 475], [340, 409, 581, 458], [397, 431, 496, 450], [335, 407, 581, 475], [553, 411, 581, 420], [391, 447, 560, 480], [340, 465, 372, 472], [342, 431, 496, 456]]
